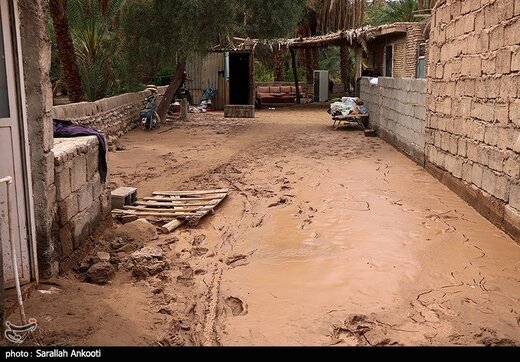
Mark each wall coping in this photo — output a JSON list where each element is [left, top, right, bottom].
[[53, 136, 98, 166], [52, 86, 167, 120]]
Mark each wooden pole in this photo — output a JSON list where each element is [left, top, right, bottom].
[[160, 219, 185, 234], [180, 98, 188, 120], [289, 47, 301, 104]]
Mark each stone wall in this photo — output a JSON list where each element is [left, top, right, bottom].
[[361, 77, 428, 165], [53, 137, 110, 262], [52, 86, 167, 144], [427, 0, 520, 240]]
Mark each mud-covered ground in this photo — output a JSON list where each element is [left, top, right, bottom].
[[11, 105, 520, 346]]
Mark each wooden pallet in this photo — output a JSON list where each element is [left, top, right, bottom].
[[332, 114, 369, 129], [112, 188, 229, 232]]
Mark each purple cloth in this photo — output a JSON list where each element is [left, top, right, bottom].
[[53, 119, 107, 183]]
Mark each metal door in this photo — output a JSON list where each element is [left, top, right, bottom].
[[0, 0, 30, 287]]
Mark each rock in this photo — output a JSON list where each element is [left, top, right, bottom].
[[97, 251, 111, 262], [130, 246, 164, 262], [78, 262, 91, 273], [118, 243, 141, 254], [86, 262, 115, 284], [112, 218, 158, 244], [131, 260, 169, 279], [111, 237, 125, 250]]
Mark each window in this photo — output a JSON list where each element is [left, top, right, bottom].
[[417, 43, 427, 79], [385, 45, 393, 78]]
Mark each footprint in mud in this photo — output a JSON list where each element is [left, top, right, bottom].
[[225, 296, 248, 317]]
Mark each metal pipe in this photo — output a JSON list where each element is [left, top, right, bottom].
[[1, 176, 27, 324]]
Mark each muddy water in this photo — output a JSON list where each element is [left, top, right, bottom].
[[107, 106, 520, 346], [214, 116, 520, 345]]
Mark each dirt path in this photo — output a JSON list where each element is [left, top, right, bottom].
[[11, 105, 520, 346]]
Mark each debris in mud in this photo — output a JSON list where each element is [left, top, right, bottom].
[[225, 296, 248, 316], [268, 197, 289, 208], [190, 247, 209, 257], [176, 262, 195, 286], [224, 254, 248, 267], [124, 246, 169, 279], [92, 251, 111, 263], [110, 218, 158, 244], [86, 262, 115, 284]]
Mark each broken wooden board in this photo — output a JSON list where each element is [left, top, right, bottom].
[[112, 188, 229, 232], [332, 114, 369, 130]]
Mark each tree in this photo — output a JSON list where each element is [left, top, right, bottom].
[[364, 0, 419, 26], [49, 0, 84, 103]]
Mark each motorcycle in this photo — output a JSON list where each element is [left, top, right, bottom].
[[140, 85, 161, 130]]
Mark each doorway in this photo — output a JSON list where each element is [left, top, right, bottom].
[[0, 0, 35, 288], [228, 52, 252, 105]]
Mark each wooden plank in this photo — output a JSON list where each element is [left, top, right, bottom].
[[160, 219, 185, 234], [112, 209, 206, 218], [142, 197, 221, 205], [124, 205, 214, 212], [134, 200, 219, 207], [146, 194, 227, 201], [152, 189, 229, 196]]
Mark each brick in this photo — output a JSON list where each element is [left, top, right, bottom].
[[86, 148, 99, 181], [504, 205, 520, 236], [510, 99, 520, 126], [504, 20, 520, 46], [497, 128, 514, 150], [496, 49, 512, 74], [474, 8, 485, 30], [482, 167, 508, 201], [484, 126, 499, 146], [459, 97, 473, 117], [494, 102, 510, 125], [472, 162, 484, 188], [516, 0, 520, 16], [509, 183, 520, 210], [477, 144, 490, 166], [497, 0, 515, 20], [512, 48, 520, 72], [504, 153, 520, 179], [467, 140, 478, 161], [513, 131, 520, 152], [449, 135, 459, 154], [55, 167, 71, 201], [71, 155, 87, 192], [462, 161, 473, 182], [71, 210, 91, 249], [77, 182, 94, 212], [486, 76, 500, 98], [488, 148, 504, 172], [490, 25, 504, 51], [500, 75, 517, 101], [58, 194, 78, 225], [482, 53, 496, 75], [485, 3, 499, 28]]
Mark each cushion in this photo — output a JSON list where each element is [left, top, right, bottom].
[[257, 92, 271, 98], [280, 86, 292, 94], [257, 86, 270, 93], [269, 86, 281, 93]]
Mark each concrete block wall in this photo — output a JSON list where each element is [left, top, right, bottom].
[[361, 77, 428, 164], [51, 86, 167, 144], [52, 137, 110, 261], [428, 0, 520, 241]]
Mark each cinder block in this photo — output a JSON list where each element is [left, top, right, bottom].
[[71, 210, 91, 250], [496, 49, 512, 75], [497, 127, 514, 150], [482, 52, 496, 75], [504, 153, 520, 179], [458, 138, 468, 157], [58, 194, 78, 225], [504, 205, 520, 235], [515, 0, 520, 16], [77, 182, 94, 212], [482, 167, 509, 201], [472, 163, 484, 188], [511, 183, 520, 210], [490, 25, 504, 51], [55, 167, 71, 201], [86, 147, 99, 181], [71, 155, 87, 192], [504, 20, 520, 46], [484, 126, 499, 146], [512, 47, 520, 72], [462, 161, 473, 183], [487, 148, 504, 172], [510, 99, 520, 127]]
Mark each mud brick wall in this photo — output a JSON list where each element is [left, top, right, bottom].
[[361, 77, 428, 165], [52, 137, 110, 264], [427, 0, 520, 240], [52, 86, 167, 145]]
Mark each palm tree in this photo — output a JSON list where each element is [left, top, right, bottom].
[[364, 0, 419, 26], [49, 0, 85, 103]]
